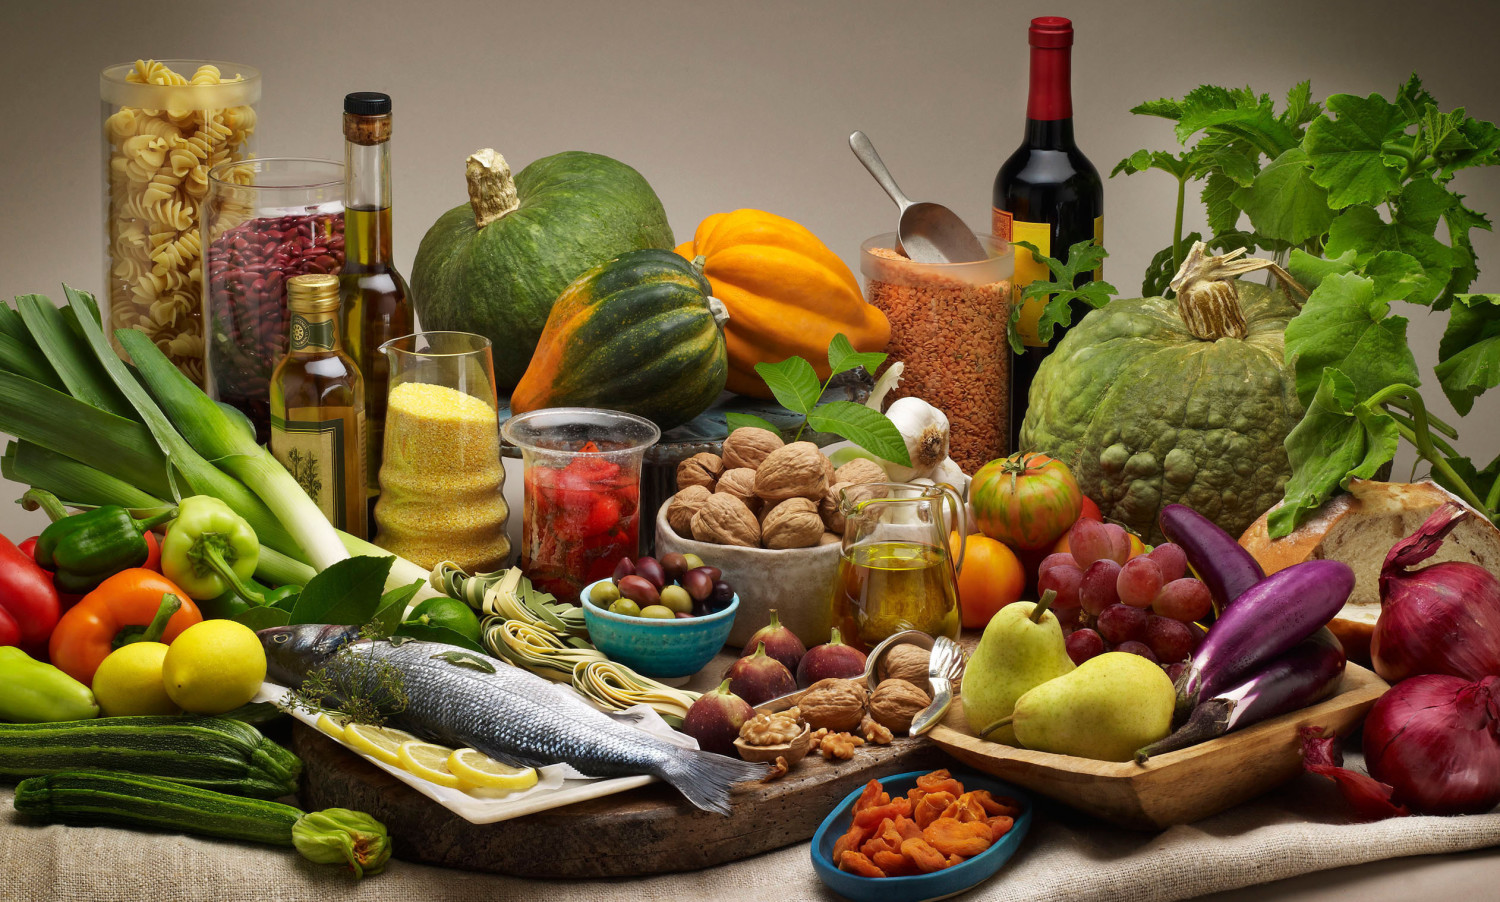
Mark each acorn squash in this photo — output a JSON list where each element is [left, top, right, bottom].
[[411, 149, 674, 391], [1020, 244, 1306, 543], [511, 250, 728, 430], [675, 209, 890, 399]]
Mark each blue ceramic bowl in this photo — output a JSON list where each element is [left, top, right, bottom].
[[580, 578, 738, 679], [811, 769, 1033, 902]]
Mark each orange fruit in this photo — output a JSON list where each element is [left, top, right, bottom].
[[949, 533, 1025, 630]]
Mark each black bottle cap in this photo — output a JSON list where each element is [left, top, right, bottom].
[[344, 92, 391, 116]]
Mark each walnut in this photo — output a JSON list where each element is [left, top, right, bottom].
[[665, 485, 712, 539], [878, 644, 932, 692], [799, 678, 868, 732], [835, 457, 887, 486], [819, 532, 841, 546], [811, 728, 863, 760], [820, 481, 883, 534], [754, 442, 828, 504], [869, 679, 931, 735], [860, 715, 893, 746], [739, 709, 803, 746], [690, 493, 761, 547], [714, 467, 762, 516], [761, 756, 790, 782], [761, 497, 823, 549], [676, 452, 723, 491], [722, 427, 783, 471], [821, 453, 837, 487]]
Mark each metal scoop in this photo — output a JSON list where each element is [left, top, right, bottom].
[[849, 130, 988, 264]]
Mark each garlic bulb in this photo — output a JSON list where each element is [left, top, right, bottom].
[[880, 397, 950, 482], [866, 361, 905, 412], [930, 456, 970, 501]]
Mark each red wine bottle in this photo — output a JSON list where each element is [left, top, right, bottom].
[[994, 16, 1103, 453]]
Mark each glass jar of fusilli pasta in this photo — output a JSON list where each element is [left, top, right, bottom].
[[204, 159, 345, 444], [101, 59, 260, 386]]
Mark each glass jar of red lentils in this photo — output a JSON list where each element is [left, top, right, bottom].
[[859, 233, 1014, 473]]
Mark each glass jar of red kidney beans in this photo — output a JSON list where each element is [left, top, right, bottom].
[[204, 158, 345, 444]]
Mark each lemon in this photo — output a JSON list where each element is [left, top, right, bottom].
[[397, 740, 461, 788], [342, 724, 418, 766], [161, 620, 266, 715], [92, 642, 178, 717], [315, 713, 347, 740], [448, 748, 538, 794]]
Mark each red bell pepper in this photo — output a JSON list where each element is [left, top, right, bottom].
[[1, 534, 62, 648], [19, 532, 159, 612]]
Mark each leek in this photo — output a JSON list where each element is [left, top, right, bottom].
[[15, 294, 134, 419], [2, 440, 165, 511]]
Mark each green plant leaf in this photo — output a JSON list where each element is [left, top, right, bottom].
[[1174, 87, 1298, 157], [1270, 368, 1400, 538], [1395, 73, 1437, 121], [1008, 240, 1115, 351], [1287, 248, 1358, 292], [1324, 203, 1454, 306], [290, 555, 396, 626], [1360, 251, 1427, 301], [1143, 237, 1200, 297], [393, 621, 487, 655], [1282, 80, 1321, 128], [805, 401, 911, 467], [1304, 92, 1409, 209], [1440, 197, 1491, 302], [1232, 148, 1337, 246], [1202, 172, 1244, 235], [372, 579, 425, 638], [1443, 116, 1500, 175], [827, 332, 886, 377], [1131, 97, 1186, 120], [1284, 273, 1419, 407], [753, 356, 822, 417], [233, 605, 291, 631], [724, 411, 782, 437], [1434, 293, 1500, 415], [1432, 452, 1500, 508]]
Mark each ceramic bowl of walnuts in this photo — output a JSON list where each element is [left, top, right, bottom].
[[658, 428, 893, 650]]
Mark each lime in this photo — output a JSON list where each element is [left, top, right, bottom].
[[161, 620, 266, 714], [448, 748, 538, 794], [92, 642, 178, 717], [397, 740, 461, 788], [406, 597, 482, 643]]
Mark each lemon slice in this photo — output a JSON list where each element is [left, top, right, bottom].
[[448, 748, 538, 794], [397, 740, 461, 789], [343, 723, 417, 766], [315, 713, 346, 740]]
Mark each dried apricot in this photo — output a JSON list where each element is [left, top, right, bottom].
[[838, 851, 886, 878], [853, 797, 913, 828], [900, 837, 948, 873], [872, 850, 919, 877], [987, 815, 1015, 843], [914, 790, 956, 829], [852, 779, 883, 813], [922, 818, 994, 858]]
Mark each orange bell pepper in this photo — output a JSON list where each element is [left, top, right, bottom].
[[48, 569, 201, 685]]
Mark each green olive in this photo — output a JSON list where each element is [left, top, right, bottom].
[[609, 599, 641, 617], [638, 604, 676, 620], [660, 584, 693, 614], [681, 553, 705, 570], [591, 581, 622, 605]]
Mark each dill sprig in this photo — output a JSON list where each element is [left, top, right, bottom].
[[286, 624, 409, 726]]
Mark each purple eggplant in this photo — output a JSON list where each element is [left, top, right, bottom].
[[1175, 559, 1354, 715], [1138, 628, 1346, 762], [1159, 503, 1265, 615]]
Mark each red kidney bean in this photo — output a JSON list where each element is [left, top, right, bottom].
[[206, 212, 345, 443]]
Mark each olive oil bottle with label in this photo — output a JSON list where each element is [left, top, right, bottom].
[[270, 273, 368, 536]]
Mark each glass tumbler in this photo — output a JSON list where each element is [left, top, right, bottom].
[[204, 158, 344, 444], [373, 331, 510, 573], [502, 408, 660, 603]]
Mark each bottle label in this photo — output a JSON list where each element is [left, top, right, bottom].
[[289, 314, 336, 352], [993, 211, 1103, 347], [271, 407, 364, 531]]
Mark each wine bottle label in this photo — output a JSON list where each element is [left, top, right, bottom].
[[289, 313, 336, 352], [993, 211, 1104, 347], [271, 407, 366, 531]]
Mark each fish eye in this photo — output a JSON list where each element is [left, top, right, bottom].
[[273, 634, 288, 644]]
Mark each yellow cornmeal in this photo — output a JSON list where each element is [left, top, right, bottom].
[[374, 382, 509, 571]]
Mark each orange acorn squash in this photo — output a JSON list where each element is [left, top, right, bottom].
[[675, 209, 890, 399]]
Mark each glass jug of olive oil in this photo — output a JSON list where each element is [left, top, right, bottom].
[[830, 482, 967, 651]]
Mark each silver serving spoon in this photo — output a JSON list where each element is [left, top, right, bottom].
[[849, 131, 988, 265], [909, 636, 966, 737]]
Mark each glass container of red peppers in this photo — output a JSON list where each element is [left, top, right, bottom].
[[203, 158, 345, 443], [501, 408, 660, 604]]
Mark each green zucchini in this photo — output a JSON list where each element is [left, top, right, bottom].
[[0, 716, 300, 798]]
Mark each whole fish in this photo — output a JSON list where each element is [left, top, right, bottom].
[[260, 624, 762, 814]]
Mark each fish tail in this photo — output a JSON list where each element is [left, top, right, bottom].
[[658, 750, 765, 815]]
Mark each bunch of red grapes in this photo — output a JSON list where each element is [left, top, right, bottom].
[[1037, 518, 1213, 674]]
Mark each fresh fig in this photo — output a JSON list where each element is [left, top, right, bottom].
[[660, 552, 690, 581], [612, 557, 636, 582], [795, 627, 868, 688], [740, 609, 806, 673], [681, 678, 754, 755], [724, 644, 796, 706], [634, 556, 667, 589]]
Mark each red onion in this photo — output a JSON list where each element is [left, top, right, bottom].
[[1365, 674, 1500, 816], [1300, 727, 1409, 820], [1371, 503, 1500, 683]]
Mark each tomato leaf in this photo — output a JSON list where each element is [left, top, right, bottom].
[[1435, 293, 1500, 415], [805, 401, 911, 467], [1284, 273, 1420, 407], [724, 411, 782, 437], [827, 332, 886, 377], [753, 355, 822, 417], [1304, 92, 1409, 209], [1233, 148, 1337, 246]]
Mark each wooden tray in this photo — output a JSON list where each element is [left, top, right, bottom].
[[927, 663, 1389, 831]]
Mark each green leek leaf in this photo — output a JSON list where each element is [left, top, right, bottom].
[[15, 294, 134, 419], [2, 440, 165, 511]]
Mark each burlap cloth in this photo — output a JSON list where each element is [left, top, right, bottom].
[[4, 747, 1498, 902]]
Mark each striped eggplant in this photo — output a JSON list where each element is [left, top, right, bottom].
[[1139, 628, 1346, 761], [1159, 503, 1265, 614], [1175, 559, 1354, 715]]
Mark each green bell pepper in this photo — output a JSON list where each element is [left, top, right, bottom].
[[159, 497, 298, 609], [25, 490, 176, 595], [0, 646, 99, 722]]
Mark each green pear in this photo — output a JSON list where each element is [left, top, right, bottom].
[[961, 591, 1074, 745], [1010, 652, 1175, 762]]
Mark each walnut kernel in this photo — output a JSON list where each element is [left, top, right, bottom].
[[761, 497, 824, 549], [690, 493, 761, 547], [811, 728, 863, 760], [859, 715, 893, 746], [799, 678, 868, 732], [676, 452, 723, 491], [754, 442, 829, 504], [722, 427, 783, 471], [666, 485, 712, 539], [739, 709, 803, 746], [869, 679, 931, 735]]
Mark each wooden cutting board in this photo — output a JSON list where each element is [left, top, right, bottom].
[[294, 723, 948, 878]]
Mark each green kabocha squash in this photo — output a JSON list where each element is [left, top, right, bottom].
[[1020, 243, 1308, 543], [510, 250, 729, 430], [411, 148, 675, 390]]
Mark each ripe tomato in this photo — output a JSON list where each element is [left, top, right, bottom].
[[970, 452, 1083, 550], [1079, 496, 1102, 521], [949, 532, 1024, 629]]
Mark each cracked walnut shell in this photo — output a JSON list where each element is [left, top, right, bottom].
[[761, 497, 823, 549], [676, 452, 723, 491], [666, 485, 712, 539], [799, 678, 868, 732], [754, 442, 828, 503], [869, 679, 931, 735], [690, 493, 760, 547], [722, 427, 783, 471], [714, 467, 761, 515]]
